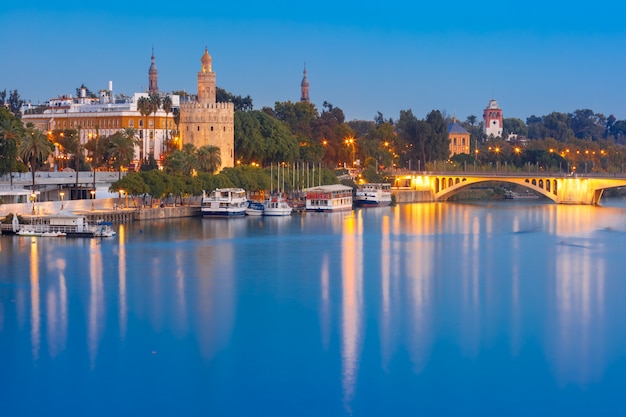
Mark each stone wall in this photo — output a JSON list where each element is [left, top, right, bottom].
[[393, 190, 435, 203]]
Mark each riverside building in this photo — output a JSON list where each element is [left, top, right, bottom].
[[179, 49, 235, 170], [483, 99, 503, 138], [22, 51, 179, 166]]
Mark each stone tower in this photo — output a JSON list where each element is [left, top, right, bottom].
[[198, 48, 216, 103], [148, 49, 158, 94], [483, 99, 503, 138], [300, 65, 310, 103], [180, 48, 235, 171]]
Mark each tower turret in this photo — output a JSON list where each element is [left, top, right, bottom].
[[300, 65, 310, 103], [148, 48, 159, 94], [198, 48, 216, 104], [483, 99, 503, 138]]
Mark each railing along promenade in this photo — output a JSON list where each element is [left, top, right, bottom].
[[390, 170, 626, 205]]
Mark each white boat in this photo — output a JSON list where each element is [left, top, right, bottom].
[[262, 163, 292, 216], [245, 200, 265, 216], [201, 188, 248, 217], [354, 183, 392, 207], [263, 195, 292, 216], [92, 221, 116, 237], [305, 184, 353, 212]]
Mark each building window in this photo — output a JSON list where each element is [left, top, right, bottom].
[[211, 126, 214, 131], [198, 126, 200, 131], [129, 120, 134, 127]]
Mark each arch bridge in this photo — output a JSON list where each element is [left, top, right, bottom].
[[392, 173, 626, 205]]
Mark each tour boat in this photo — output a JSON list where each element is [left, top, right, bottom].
[[245, 200, 265, 216], [305, 184, 353, 212], [263, 194, 292, 216], [201, 188, 248, 217], [354, 183, 392, 207]]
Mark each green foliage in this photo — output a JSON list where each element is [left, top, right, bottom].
[[109, 172, 149, 196], [0, 107, 23, 177], [140, 170, 167, 200], [140, 154, 159, 171], [234, 110, 299, 164], [18, 128, 54, 186], [361, 165, 383, 183], [220, 165, 269, 192], [216, 87, 253, 112]]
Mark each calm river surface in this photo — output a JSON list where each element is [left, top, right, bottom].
[[2, 200, 626, 416]]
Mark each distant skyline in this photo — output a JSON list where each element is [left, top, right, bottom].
[[3, 1, 626, 123]]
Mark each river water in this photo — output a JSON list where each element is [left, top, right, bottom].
[[2, 200, 626, 416]]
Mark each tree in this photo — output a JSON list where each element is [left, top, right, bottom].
[[502, 118, 528, 138], [75, 84, 97, 99], [18, 128, 54, 187], [570, 109, 605, 141], [0, 89, 24, 114], [162, 95, 172, 152], [164, 143, 197, 175], [137, 96, 151, 160], [425, 110, 449, 162], [216, 87, 253, 112], [108, 131, 136, 179], [0, 108, 23, 183], [197, 145, 221, 173], [149, 93, 161, 158], [234, 110, 299, 165], [273, 100, 318, 139]]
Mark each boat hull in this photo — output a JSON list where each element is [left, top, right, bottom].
[[202, 210, 247, 218], [353, 198, 391, 207]]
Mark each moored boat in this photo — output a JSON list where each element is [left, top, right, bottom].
[[354, 183, 392, 207], [263, 194, 292, 216], [245, 200, 265, 216], [305, 184, 353, 212], [201, 188, 248, 217]]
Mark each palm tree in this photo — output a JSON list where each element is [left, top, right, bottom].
[[18, 128, 54, 188], [0, 115, 22, 187], [108, 132, 135, 179], [122, 127, 140, 164], [149, 93, 161, 158], [137, 96, 151, 160], [162, 95, 172, 154], [197, 145, 222, 173]]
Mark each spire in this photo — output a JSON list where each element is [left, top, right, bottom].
[[300, 64, 310, 103], [148, 48, 158, 94]]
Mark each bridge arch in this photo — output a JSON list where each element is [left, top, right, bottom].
[[435, 177, 559, 203]]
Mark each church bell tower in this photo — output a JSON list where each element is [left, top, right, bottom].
[[300, 65, 310, 103]]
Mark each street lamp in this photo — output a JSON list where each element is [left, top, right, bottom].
[[345, 137, 356, 168], [60, 191, 65, 210], [90, 190, 95, 211], [31, 192, 36, 215]]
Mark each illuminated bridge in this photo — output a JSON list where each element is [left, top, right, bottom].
[[391, 173, 626, 205]]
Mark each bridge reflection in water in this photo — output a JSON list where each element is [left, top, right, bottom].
[[392, 173, 626, 205]]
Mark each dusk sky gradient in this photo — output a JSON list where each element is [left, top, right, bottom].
[[3, 1, 625, 123]]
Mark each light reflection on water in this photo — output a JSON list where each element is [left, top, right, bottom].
[[2, 200, 626, 415]]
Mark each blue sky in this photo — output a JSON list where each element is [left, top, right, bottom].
[[2, 1, 626, 123]]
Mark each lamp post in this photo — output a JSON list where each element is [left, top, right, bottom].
[[60, 191, 65, 210], [91, 190, 95, 211], [31, 192, 36, 215], [345, 137, 355, 168]]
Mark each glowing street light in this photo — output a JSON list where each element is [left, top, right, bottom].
[[90, 190, 95, 211], [345, 137, 356, 168], [60, 191, 65, 210], [31, 192, 36, 215]]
